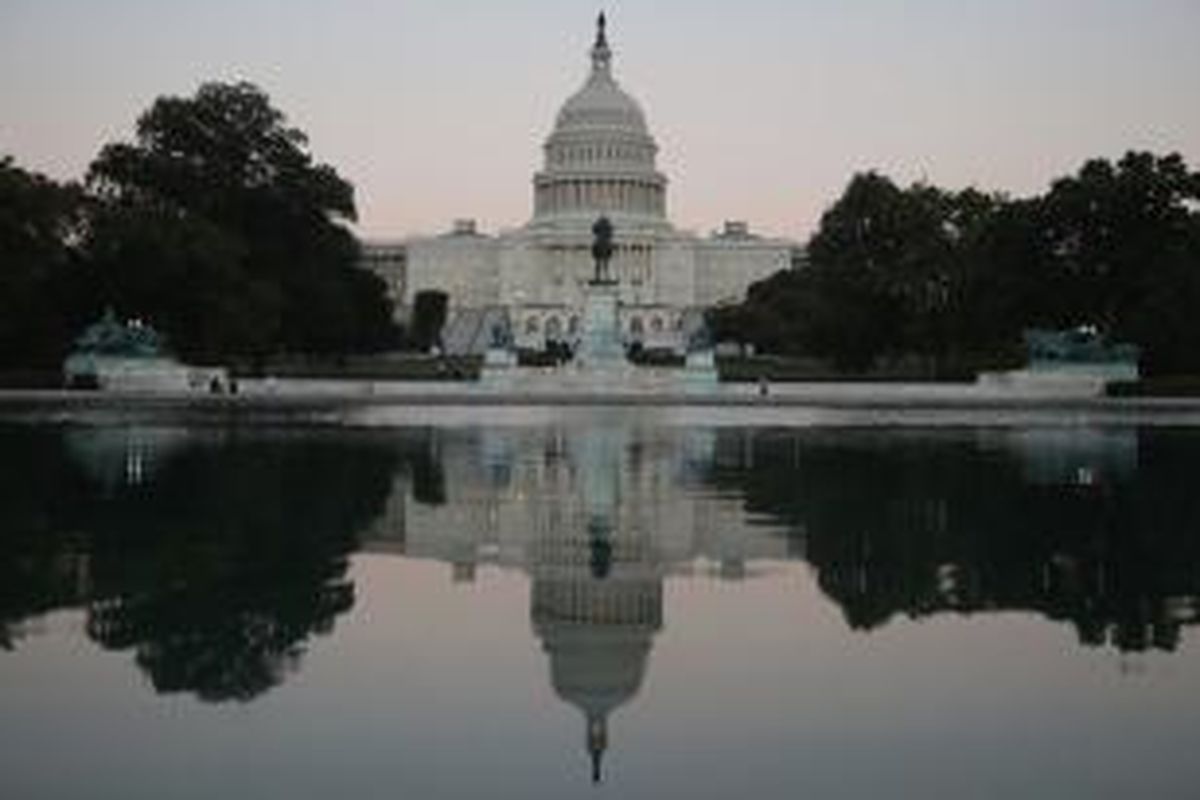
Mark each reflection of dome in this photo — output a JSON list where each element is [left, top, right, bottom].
[[533, 13, 668, 225], [533, 575, 662, 783], [543, 625, 653, 714]]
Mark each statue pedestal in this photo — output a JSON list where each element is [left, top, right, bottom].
[[577, 281, 625, 369], [480, 346, 518, 389], [483, 347, 517, 368], [681, 348, 719, 392]]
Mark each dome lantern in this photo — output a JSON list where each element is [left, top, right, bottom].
[[591, 12, 612, 77]]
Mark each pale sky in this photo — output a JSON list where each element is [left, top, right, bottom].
[[3, 0, 1198, 241]]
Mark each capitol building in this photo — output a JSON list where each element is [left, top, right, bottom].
[[363, 15, 802, 353]]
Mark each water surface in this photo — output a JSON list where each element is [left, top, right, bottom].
[[2, 418, 1198, 798]]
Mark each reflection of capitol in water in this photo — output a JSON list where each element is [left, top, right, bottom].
[[368, 424, 790, 573], [25, 419, 1200, 776], [366, 424, 789, 782], [529, 431, 660, 784], [54, 424, 1161, 782], [362, 422, 1200, 779]]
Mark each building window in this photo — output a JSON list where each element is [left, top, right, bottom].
[[526, 317, 540, 334], [651, 316, 664, 333]]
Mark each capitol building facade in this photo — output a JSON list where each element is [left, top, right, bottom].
[[362, 16, 802, 353]]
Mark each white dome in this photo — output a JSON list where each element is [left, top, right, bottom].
[[531, 14, 669, 226], [554, 68, 648, 135]]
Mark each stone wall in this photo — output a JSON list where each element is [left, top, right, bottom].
[[404, 232, 501, 310]]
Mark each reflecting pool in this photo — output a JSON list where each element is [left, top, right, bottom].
[[2, 418, 1200, 797]]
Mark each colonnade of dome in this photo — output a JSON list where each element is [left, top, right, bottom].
[[533, 177, 665, 217]]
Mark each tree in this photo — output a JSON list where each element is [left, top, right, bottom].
[[0, 157, 88, 367], [1038, 152, 1200, 374], [959, 196, 1058, 351], [717, 173, 1002, 370], [410, 289, 449, 352], [85, 81, 396, 361], [806, 173, 934, 367], [711, 153, 1200, 376]]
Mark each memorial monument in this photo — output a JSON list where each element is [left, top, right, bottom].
[[62, 308, 225, 393], [575, 215, 627, 370]]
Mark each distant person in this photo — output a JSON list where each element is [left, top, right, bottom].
[[758, 375, 770, 397]]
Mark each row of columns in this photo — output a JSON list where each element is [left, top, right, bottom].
[[532, 580, 663, 626], [537, 179, 664, 216], [551, 144, 652, 167]]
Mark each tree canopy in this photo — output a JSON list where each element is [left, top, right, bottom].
[[0, 157, 87, 367], [84, 81, 396, 361], [712, 152, 1200, 375], [1037, 152, 1200, 374], [410, 289, 449, 352]]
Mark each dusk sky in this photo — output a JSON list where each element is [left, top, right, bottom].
[[3, 0, 1198, 240]]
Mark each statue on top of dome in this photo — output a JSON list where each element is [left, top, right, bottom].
[[591, 11, 612, 74]]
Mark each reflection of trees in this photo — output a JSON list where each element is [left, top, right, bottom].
[[707, 429, 1200, 653], [0, 426, 402, 701], [8, 416, 1200, 706], [405, 432, 446, 506], [0, 426, 93, 649]]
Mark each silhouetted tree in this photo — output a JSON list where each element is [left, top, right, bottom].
[[0, 157, 89, 367], [410, 289, 449, 352], [715, 152, 1200, 376], [1037, 152, 1200, 374], [85, 81, 396, 361], [716, 174, 1002, 370]]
